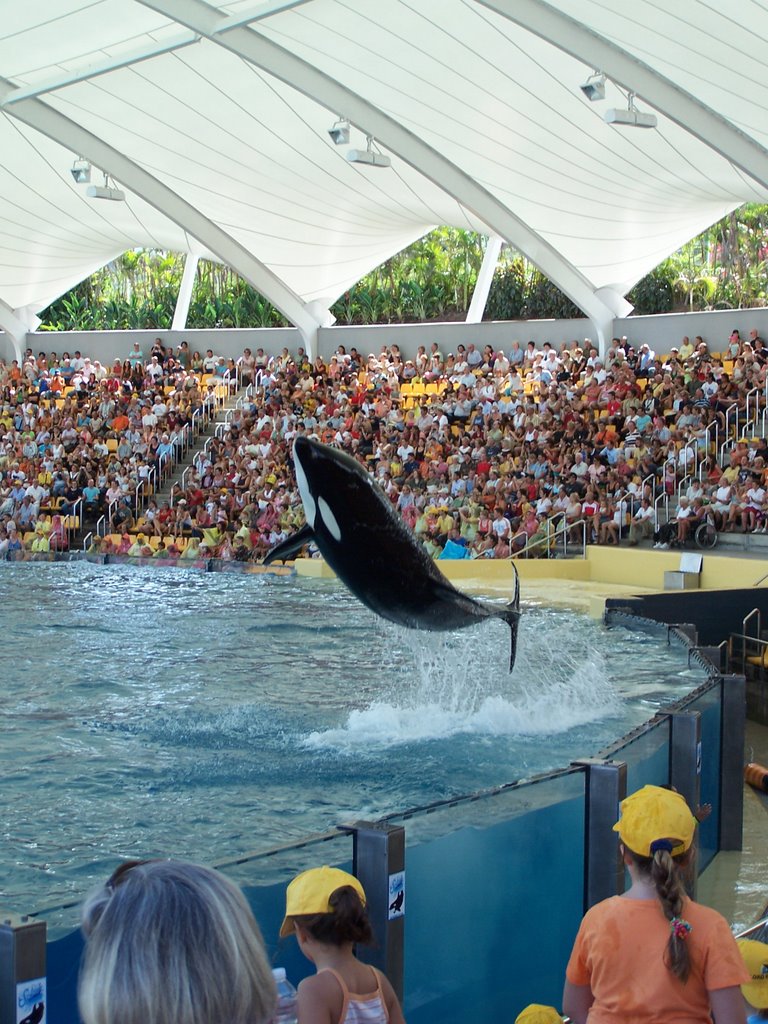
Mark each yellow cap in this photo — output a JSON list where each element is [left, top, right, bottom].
[[612, 785, 696, 857], [279, 866, 366, 938], [738, 939, 768, 1008], [515, 1005, 563, 1024]]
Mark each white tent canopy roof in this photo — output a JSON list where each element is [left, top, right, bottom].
[[0, 0, 767, 345]]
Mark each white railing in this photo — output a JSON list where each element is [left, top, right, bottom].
[[677, 474, 692, 499], [724, 401, 739, 445], [641, 472, 656, 499], [702, 421, 719, 465], [66, 498, 82, 548], [106, 499, 118, 531], [746, 386, 761, 426], [654, 491, 669, 530]]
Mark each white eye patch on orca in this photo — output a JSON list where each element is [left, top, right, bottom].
[[293, 450, 316, 527], [317, 496, 341, 542]]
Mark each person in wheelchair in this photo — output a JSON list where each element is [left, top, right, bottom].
[[674, 497, 717, 549]]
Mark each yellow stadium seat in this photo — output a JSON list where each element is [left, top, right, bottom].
[[747, 646, 768, 669]]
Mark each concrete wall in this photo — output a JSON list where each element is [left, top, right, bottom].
[[614, 307, 768, 354], [14, 327, 303, 367], [298, 547, 768, 594], [318, 319, 597, 360], [3, 305, 768, 365]]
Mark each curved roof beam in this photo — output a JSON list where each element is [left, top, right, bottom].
[[0, 81, 322, 339], [0, 300, 39, 362], [136, 0, 619, 328], [475, 0, 768, 193]]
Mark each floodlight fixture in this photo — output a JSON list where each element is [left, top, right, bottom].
[[347, 136, 391, 169], [604, 93, 657, 129], [580, 72, 606, 102], [328, 117, 350, 146], [70, 157, 91, 184], [86, 173, 126, 202]]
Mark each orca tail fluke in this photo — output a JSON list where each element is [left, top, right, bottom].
[[503, 562, 521, 671]]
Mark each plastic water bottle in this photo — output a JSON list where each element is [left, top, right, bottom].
[[272, 967, 298, 1024]]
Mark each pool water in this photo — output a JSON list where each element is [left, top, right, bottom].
[[0, 562, 705, 911]]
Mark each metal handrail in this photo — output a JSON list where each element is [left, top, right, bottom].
[[95, 514, 106, 537], [510, 517, 588, 560], [743, 607, 761, 641], [66, 498, 82, 547], [654, 491, 669, 530], [730, 631, 768, 676], [702, 419, 719, 460], [737, 915, 768, 940], [746, 386, 761, 426], [641, 472, 657, 499], [82, 531, 92, 551], [724, 400, 739, 442]]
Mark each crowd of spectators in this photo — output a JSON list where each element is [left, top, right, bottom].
[[88, 325, 768, 563], [0, 338, 230, 556]]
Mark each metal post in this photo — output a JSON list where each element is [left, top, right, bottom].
[[719, 674, 746, 851], [351, 821, 405, 1002], [0, 917, 46, 1024], [668, 710, 702, 899], [572, 758, 627, 911], [668, 710, 701, 814]]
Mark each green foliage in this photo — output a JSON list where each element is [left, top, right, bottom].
[[36, 205, 768, 332], [626, 264, 675, 314]]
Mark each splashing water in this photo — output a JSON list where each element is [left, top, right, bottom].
[[305, 624, 621, 750]]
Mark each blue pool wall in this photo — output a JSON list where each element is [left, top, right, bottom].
[[42, 618, 737, 1024]]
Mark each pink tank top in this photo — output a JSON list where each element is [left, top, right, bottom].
[[320, 966, 389, 1024]]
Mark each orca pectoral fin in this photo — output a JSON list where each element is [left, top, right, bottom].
[[263, 523, 315, 565]]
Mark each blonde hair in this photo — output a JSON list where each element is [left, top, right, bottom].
[[79, 860, 276, 1024]]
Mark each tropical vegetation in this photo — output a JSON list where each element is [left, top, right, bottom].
[[39, 205, 768, 331]]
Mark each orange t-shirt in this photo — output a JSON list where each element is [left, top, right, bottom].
[[566, 895, 748, 1023]]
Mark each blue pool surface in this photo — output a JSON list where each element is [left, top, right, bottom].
[[0, 561, 706, 912]]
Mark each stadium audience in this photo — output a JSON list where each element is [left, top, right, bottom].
[[3, 327, 767, 561]]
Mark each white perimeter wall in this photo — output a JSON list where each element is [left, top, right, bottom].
[[2, 306, 768, 366]]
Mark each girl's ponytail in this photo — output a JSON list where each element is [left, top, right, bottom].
[[650, 845, 691, 983]]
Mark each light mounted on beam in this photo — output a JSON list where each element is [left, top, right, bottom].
[[604, 92, 657, 129], [347, 135, 391, 169], [70, 157, 91, 184], [86, 173, 126, 201], [580, 72, 606, 102], [328, 117, 350, 146]]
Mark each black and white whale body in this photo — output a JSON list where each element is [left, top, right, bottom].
[[264, 437, 521, 670]]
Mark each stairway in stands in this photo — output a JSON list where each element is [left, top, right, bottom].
[[154, 384, 246, 508]]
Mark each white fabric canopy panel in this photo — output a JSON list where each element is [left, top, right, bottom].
[[0, 0, 766, 346]]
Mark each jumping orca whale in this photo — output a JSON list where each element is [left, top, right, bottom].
[[264, 437, 521, 670]]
